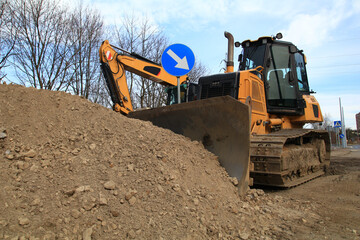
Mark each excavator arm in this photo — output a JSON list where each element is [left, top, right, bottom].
[[99, 40, 187, 115]]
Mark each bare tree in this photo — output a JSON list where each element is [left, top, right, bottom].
[[68, 1, 104, 99], [113, 14, 140, 100], [136, 19, 169, 108], [111, 14, 167, 108], [0, 0, 16, 80], [308, 113, 332, 130], [9, 0, 76, 90], [110, 14, 211, 109], [188, 61, 208, 83]]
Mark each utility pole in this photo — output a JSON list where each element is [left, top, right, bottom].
[[339, 98, 347, 148]]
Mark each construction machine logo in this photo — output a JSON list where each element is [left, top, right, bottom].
[[106, 51, 112, 61]]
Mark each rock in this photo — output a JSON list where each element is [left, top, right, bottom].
[[239, 232, 250, 240], [0, 132, 6, 139], [23, 149, 37, 158], [99, 193, 108, 205], [256, 189, 265, 196], [0, 219, 7, 226], [193, 198, 199, 206], [230, 177, 238, 186], [15, 161, 25, 170], [127, 229, 136, 239], [5, 150, 14, 160], [82, 198, 96, 211], [104, 180, 116, 190], [18, 217, 30, 226], [89, 143, 96, 150], [172, 184, 181, 192], [71, 148, 80, 155], [30, 197, 41, 206], [127, 164, 135, 171], [71, 209, 81, 219], [40, 160, 51, 168], [64, 189, 76, 197], [5, 154, 15, 160], [42, 231, 56, 240], [157, 184, 165, 193], [125, 189, 137, 201], [169, 174, 176, 180], [82, 227, 93, 240], [76, 185, 92, 193], [127, 196, 137, 205], [29, 164, 39, 172], [111, 210, 120, 217]]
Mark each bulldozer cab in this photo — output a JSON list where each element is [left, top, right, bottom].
[[240, 37, 310, 115], [165, 82, 199, 105]]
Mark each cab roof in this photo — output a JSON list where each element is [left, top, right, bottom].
[[241, 36, 294, 48]]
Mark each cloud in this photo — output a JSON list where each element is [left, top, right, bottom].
[[280, 0, 360, 48], [82, 0, 230, 29]]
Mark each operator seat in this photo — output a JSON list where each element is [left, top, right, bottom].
[[267, 70, 283, 100]]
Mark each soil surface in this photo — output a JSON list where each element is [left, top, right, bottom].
[[0, 84, 359, 240], [272, 147, 360, 240]]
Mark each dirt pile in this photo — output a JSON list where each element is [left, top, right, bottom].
[[0, 84, 327, 239]]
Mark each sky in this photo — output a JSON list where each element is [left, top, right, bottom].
[[73, 0, 360, 129]]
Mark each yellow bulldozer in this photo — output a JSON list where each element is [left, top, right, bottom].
[[99, 32, 330, 194]]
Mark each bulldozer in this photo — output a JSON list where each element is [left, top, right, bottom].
[[99, 32, 330, 194]]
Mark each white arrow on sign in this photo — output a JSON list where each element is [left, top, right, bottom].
[[166, 49, 189, 70]]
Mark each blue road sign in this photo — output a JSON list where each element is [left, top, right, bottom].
[[334, 121, 341, 128], [340, 134, 344, 139], [161, 44, 195, 77]]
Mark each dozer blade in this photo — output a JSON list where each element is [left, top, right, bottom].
[[128, 96, 251, 195]]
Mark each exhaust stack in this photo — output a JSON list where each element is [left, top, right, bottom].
[[224, 31, 234, 73]]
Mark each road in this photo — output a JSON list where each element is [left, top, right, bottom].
[[269, 147, 360, 239]]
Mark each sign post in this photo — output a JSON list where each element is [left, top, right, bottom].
[[177, 77, 181, 104], [334, 121, 342, 147], [161, 44, 195, 104], [339, 98, 347, 148]]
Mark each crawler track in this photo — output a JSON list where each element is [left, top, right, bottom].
[[250, 129, 331, 187]]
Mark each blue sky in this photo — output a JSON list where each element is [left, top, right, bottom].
[[78, 0, 360, 129]]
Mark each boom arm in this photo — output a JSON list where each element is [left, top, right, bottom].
[[99, 40, 187, 115]]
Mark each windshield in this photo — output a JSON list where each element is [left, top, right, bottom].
[[266, 44, 297, 108], [239, 44, 266, 71]]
